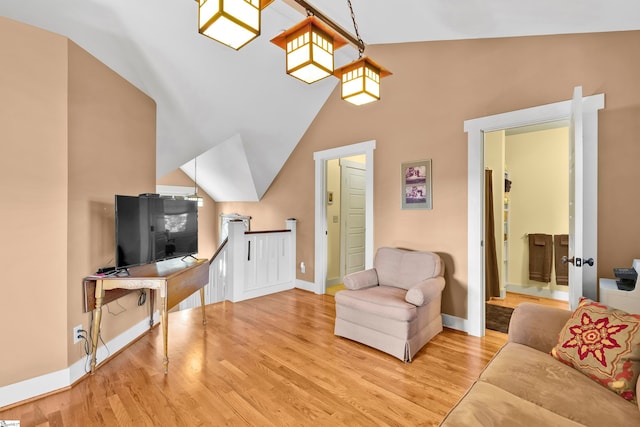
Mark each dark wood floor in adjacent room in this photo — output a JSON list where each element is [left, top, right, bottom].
[[1, 289, 507, 426]]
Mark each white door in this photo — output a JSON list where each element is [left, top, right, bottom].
[[340, 160, 366, 277], [568, 86, 584, 310]]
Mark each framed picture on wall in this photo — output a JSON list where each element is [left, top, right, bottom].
[[401, 159, 432, 210]]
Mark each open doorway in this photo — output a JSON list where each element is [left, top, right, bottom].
[[484, 124, 570, 332], [314, 141, 376, 295], [464, 90, 604, 337]]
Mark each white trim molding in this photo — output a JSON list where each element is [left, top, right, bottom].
[[504, 284, 569, 301], [295, 279, 318, 293], [464, 92, 604, 337], [0, 313, 159, 409], [314, 140, 376, 295], [442, 314, 466, 332]]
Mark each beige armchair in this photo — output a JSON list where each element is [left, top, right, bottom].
[[334, 247, 446, 362]]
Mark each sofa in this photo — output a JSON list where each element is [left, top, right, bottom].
[[334, 247, 445, 362], [440, 302, 640, 426]]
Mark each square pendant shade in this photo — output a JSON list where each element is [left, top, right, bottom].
[[187, 194, 205, 207], [334, 56, 392, 105], [198, 0, 274, 50], [271, 16, 348, 84]]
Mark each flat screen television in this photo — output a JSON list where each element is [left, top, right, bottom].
[[115, 195, 198, 269]]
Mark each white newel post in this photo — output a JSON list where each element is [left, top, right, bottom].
[[228, 220, 247, 302], [286, 218, 297, 286]]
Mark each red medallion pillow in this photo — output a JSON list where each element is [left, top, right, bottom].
[[551, 297, 640, 402]]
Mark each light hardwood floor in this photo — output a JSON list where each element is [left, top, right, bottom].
[[1, 289, 507, 426], [488, 291, 569, 310]]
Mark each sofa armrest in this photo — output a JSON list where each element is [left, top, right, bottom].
[[507, 302, 572, 353], [343, 268, 379, 290], [405, 277, 445, 306]]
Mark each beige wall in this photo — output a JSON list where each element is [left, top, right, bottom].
[[217, 30, 640, 319], [0, 17, 156, 386], [66, 39, 157, 366], [0, 17, 70, 386], [506, 127, 569, 291]]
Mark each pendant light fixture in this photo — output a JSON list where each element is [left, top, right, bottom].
[[195, 0, 391, 104], [270, 15, 347, 84], [197, 0, 274, 50], [333, 0, 391, 105], [334, 56, 391, 106], [187, 157, 204, 207]]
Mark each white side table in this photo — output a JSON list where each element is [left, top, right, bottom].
[[599, 277, 640, 314]]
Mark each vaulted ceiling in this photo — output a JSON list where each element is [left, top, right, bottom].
[[2, 1, 640, 201]]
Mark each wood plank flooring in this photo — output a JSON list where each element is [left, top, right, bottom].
[[488, 291, 569, 310], [1, 289, 507, 426]]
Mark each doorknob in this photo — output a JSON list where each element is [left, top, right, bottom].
[[562, 256, 592, 267]]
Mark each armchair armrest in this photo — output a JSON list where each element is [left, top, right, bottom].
[[508, 303, 572, 353], [343, 268, 379, 290], [405, 277, 445, 306]]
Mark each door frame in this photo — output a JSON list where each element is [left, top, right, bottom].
[[314, 140, 376, 294], [464, 93, 604, 337]]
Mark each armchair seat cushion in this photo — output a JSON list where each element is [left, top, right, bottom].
[[335, 286, 417, 322]]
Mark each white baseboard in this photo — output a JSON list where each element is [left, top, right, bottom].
[[92, 311, 160, 369], [442, 314, 466, 332], [505, 284, 569, 301], [231, 282, 295, 302], [0, 364, 74, 409], [0, 312, 159, 409], [295, 279, 318, 294], [325, 277, 342, 287]]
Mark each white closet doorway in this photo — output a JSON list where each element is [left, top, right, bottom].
[[464, 89, 605, 337]]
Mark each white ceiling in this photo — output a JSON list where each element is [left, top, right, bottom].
[[2, 1, 640, 201]]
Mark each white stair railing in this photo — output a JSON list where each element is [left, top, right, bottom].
[[178, 219, 296, 311]]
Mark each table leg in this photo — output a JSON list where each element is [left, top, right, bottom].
[[90, 281, 105, 374], [149, 289, 155, 329], [199, 288, 207, 326], [162, 296, 169, 374]]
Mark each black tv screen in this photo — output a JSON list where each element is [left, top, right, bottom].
[[115, 195, 198, 269]]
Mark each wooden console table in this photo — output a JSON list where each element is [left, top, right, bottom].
[[83, 257, 209, 374]]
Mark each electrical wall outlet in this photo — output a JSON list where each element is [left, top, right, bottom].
[[73, 325, 83, 344]]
